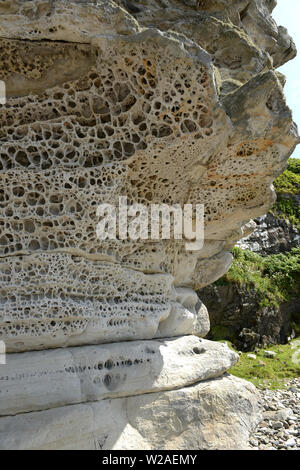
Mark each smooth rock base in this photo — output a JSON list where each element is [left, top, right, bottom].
[[0, 374, 260, 450]]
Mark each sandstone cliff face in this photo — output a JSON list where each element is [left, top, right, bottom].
[[0, 0, 298, 449]]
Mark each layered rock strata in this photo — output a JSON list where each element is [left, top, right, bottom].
[[0, 0, 298, 449]]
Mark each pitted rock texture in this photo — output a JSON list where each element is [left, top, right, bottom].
[[0, 0, 298, 350], [0, 253, 210, 352], [0, 0, 298, 450]]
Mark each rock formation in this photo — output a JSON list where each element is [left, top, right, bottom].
[[0, 0, 298, 449], [200, 281, 298, 350], [237, 207, 299, 255], [200, 173, 300, 350]]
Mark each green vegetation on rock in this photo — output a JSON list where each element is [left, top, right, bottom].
[[211, 325, 232, 341], [272, 158, 300, 230], [215, 246, 300, 308], [272, 195, 300, 231], [273, 158, 300, 195], [223, 338, 300, 390]]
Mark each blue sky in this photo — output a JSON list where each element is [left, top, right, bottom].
[[273, 0, 300, 157]]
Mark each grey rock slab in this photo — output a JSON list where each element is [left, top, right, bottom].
[[0, 374, 260, 450], [0, 336, 238, 416]]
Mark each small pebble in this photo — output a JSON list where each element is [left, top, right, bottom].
[[286, 438, 296, 447], [247, 354, 257, 359], [264, 351, 277, 358], [272, 421, 283, 430]]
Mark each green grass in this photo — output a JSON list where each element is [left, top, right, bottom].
[[272, 157, 300, 230], [273, 158, 300, 195], [215, 246, 300, 308], [271, 195, 300, 231], [223, 339, 300, 390]]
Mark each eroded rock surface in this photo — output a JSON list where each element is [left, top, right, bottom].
[[0, 0, 298, 450]]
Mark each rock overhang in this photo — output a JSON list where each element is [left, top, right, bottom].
[[0, 0, 298, 350]]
